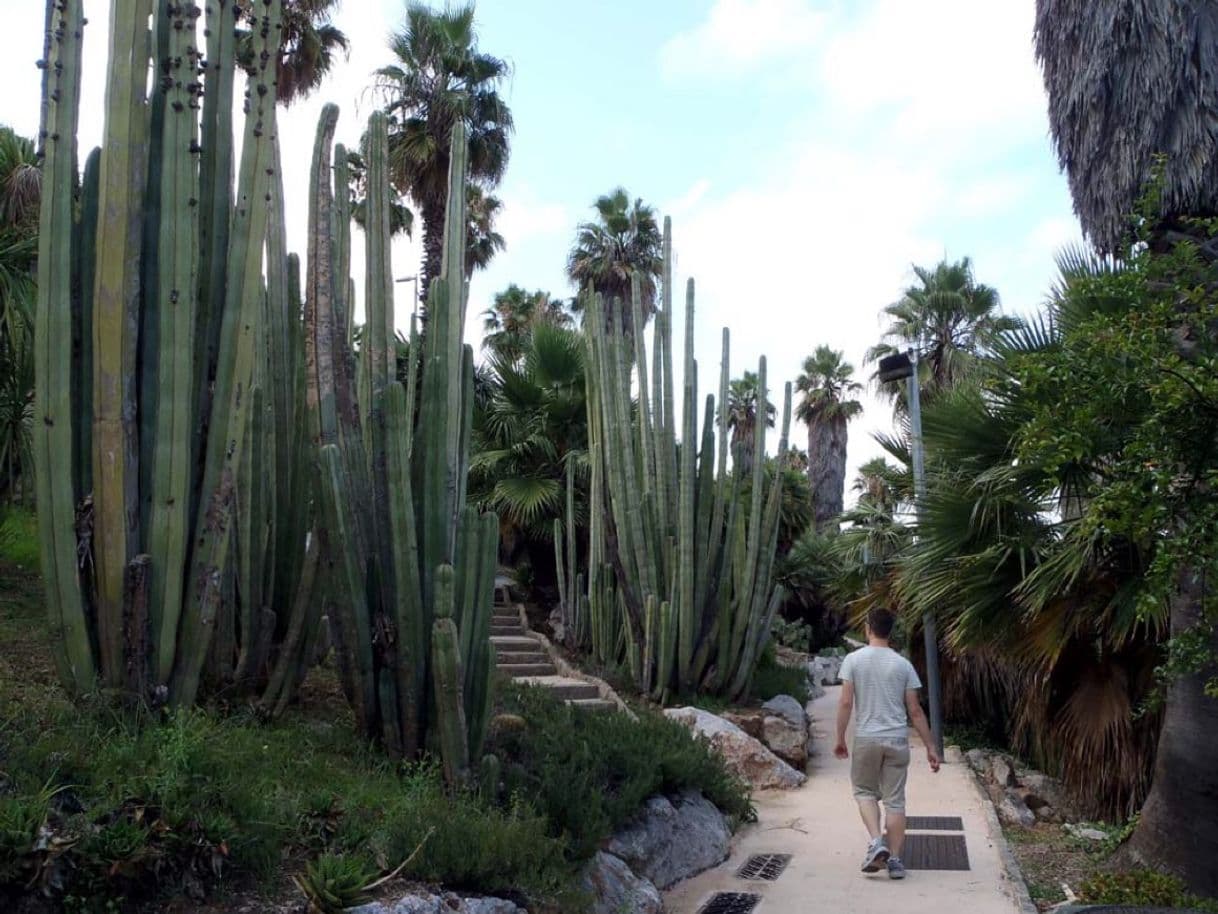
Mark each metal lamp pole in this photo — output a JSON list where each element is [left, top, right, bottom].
[[905, 347, 944, 757], [395, 275, 419, 321]]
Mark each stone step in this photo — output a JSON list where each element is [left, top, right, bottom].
[[494, 651, 550, 665], [491, 635, 540, 651], [513, 675, 600, 702], [491, 624, 524, 637], [568, 698, 617, 713], [498, 662, 558, 677], [491, 615, 520, 626]]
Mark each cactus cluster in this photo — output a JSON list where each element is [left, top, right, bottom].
[[306, 110, 498, 778], [580, 220, 792, 701], [35, 0, 314, 707]]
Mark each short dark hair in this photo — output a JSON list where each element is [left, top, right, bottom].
[[867, 607, 897, 639]]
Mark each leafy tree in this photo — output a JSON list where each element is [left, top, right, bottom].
[[237, 0, 349, 106], [374, 3, 513, 298], [481, 285, 572, 364], [722, 370, 775, 473], [851, 457, 904, 516], [469, 323, 587, 563], [567, 188, 662, 337], [465, 184, 505, 278], [1034, 0, 1218, 254], [0, 126, 37, 503], [866, 257, 1018, 409], [795, 346, 863, 531]]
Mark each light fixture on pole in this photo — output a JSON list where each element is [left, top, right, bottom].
[[877, 349, 944, 757], [395, 275, 419, 321]]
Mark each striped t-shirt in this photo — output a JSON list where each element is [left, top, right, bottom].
[[839, 646, 922, 740]]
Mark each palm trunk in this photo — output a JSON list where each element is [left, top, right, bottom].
[[809, 416, 846, 531], [420, 197, 445, 313], [1119, 564, 1218, 895]]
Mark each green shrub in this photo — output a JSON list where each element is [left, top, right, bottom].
[[0, 506, 39, 569], [750, 643, 810, 704], [1080, 869, 1218, 912], [489, 684, 754, 860], [771, 616, 812, 653]]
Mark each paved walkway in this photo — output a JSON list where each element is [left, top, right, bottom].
[[664, 687, 1031, 914]]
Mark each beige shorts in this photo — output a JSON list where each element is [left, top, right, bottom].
[[851, 737, 910, 811]]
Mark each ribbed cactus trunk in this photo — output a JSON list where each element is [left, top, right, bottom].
[[35, 0, 318, 709], [582, 219, 792, 701], [309, 112, 498, 780]]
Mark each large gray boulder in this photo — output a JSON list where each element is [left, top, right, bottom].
[[762, 715, 806, 769], [606, 790, 731, 890], [995, 788, 1037, 828], [581, 851, 662, 914], [665, 706, 806, 790], [761, 694, 806, 729]]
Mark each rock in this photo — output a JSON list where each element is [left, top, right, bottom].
[[995, 788, 1037, 828], [965, 748, 989, 773], [665, 707, 806, 790], [581, 851, 662, 914], [804, 700, 818, 758], [1064, 824, 1109, 842], [1019, 771, 1072, 816], [606, 790, 731, 889], [350, 894, 523, 914], [761, 694, 807, 729], [943, 745, 964, 765], [808, 654, 843, 686], [721, 710, 765, 740], [805, 677, 826, 701], [988, 754, 1017, 787], [762, 715, 806, 769], [1034, 803, 1061, 824], [489, 713, 527, 734]]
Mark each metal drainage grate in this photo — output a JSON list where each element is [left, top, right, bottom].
[[699, 892, 763, 914], [903, 834, 971, 871], [737, 852, 792, 881], [906, 815, 964, 831]]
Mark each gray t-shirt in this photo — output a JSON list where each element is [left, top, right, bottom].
[[839, 646, 922, 740]]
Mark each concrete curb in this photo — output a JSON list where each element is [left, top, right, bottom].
[[963, 757, 1040, 914]]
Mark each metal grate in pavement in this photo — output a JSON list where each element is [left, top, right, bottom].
[[903, 834, 970, 870], [736, 852, 792, 881], [699, 892, 762, 914], [906, 815, 964, 831]]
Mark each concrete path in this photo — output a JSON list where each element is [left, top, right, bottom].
[[664, 686, 1031, 914]]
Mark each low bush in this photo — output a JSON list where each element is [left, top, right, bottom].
[[749, 643, 810, 704], [0, 699, 574, 911], [0, 507, 38, 570], [488, 684, 754, 860], [1080, 870, 1218, 911]]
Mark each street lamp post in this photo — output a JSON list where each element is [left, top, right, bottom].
[[395, 275, 419, 321], [877, 349, 944, 757]]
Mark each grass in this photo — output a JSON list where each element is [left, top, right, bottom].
[[0, 505, 38, 570], [0, 547, 751, 913]]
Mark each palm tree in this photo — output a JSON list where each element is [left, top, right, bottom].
[[0, 126, 38, 503], [469, 323, 587, 562], [236, 0, 350, 106], [374, 4, 513, 299], [1035, 0, 1218, 254], [851, 457, 904, 516], [722, 370, 775, 472], [465, 185, 505, 278], [795, 346, 863, 531], [567, 188, 663, 336], [866, 257, 1018, 408], [481, 285, 572, 363]]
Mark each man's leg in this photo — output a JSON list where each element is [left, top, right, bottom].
[[886, 811, 906, 858], [857, 798, 883, 841], [880, 741, 912, 877]]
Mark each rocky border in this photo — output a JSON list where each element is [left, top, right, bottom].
[[960, 750, 1043, 914]]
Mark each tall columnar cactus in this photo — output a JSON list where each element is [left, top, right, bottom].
[[582, 220, 792, 701], [309, 112, 498, 778], [35, 0, 317, 707]]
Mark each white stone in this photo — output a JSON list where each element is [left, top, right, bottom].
[[1064, 824, 1109, 842], [808, 654, 843, 686], [664, 706, 806, 790], [995, 788, 1036, 828], [762, 715, 807, 769], [989, 754, 1017, 787], [761, 694, 807, 729]]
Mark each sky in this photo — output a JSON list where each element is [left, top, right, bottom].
[[0, 0, 1083, 496]]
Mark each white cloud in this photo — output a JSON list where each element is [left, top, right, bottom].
[[660, 0, 825, 79], [495, 186, 570, 247], [665, 178, 712, 217]]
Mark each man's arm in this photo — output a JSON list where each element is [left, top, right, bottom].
[[905, 689, 941, 771], [834, 681, 854, 759]]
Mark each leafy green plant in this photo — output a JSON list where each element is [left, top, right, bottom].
[[294, 853, 377, 913], [749, 644, 810, 704], [771, 616, 812, 653], [488, 684, 753, 860], [1080, 869, 1218, 911]]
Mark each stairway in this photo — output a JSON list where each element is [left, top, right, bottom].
[[491, 603, 616, 712]]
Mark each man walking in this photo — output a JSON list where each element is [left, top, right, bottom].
[[834, 607, 941, 880]]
